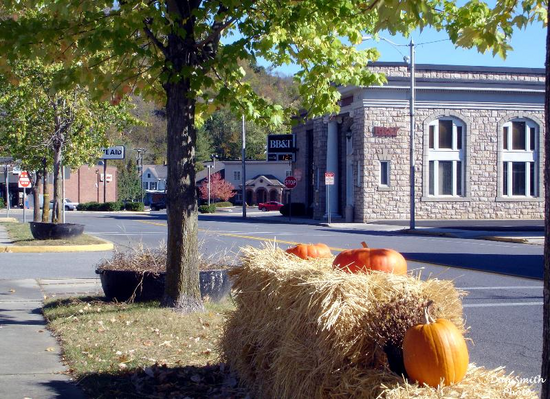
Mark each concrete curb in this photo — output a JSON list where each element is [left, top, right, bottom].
[[0, 237, 114, 253]]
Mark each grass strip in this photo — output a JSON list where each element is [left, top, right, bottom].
[[4, 222, 105, 246], [44, 297, 238, 397]]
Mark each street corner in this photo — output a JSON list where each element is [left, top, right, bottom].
[[0, 236, 114, 253], [0, 217, 19, 224]]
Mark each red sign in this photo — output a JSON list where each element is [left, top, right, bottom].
[[373, 127, 399, 137], [18, 171, 31, 188], [325, 172, 335, 185], [284, 176, 297, 189]]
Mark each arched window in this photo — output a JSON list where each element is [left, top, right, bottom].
[[501, 119, 539, 197], [427, 118, 465, 197]]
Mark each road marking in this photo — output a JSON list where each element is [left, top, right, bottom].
[[89, 232, 165, 236], [460, 286, 542, 290], [136, 220, 350, 251], [464, 302, 543, 308], [139, 221, 166, 227]]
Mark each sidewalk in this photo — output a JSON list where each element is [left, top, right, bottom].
[[204, 210, 545, 245], [0, 278, 102, 399]]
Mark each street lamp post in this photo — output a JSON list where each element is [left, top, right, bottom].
[[134, 148, 146, 203], [408, 39, 416, 230], [361, 35, 416, 230], [207, 164, 212, 206], [241, 115, 246, 218]]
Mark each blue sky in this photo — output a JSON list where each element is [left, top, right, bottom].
[[265, 22, 546, 76]]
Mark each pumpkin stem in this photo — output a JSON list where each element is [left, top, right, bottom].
[[361, 242, 369, 248], [423, 300, 435, 324]]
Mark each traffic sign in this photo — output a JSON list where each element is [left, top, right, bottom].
[[18, 171, 31, 188], [325, 172, 335, 185], [284, 176, 297, 189]]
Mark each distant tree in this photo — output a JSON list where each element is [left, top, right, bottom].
[[117, 158, 142, 202], [199, 172, 236, 203], [0, 61, 135, 223]]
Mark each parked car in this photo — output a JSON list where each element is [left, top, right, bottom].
[[258, 201, 284, 211], [150, 198, 167, 211], [49, 198, 79, 211]]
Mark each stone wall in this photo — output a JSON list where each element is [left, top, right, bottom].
[[358, 106, 544, 221]]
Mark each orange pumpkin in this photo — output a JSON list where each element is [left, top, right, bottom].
[[332, 242, 407, 275], [286, 243, 332, 260], [402, 307, 469, 387]]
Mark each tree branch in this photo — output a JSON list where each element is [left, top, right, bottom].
[[142, 19, 168, 58]]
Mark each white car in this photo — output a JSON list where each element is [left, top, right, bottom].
[[49, 199, 79, 211]]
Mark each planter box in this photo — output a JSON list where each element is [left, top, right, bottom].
[[29, 222, 85, 240], [97, 269, 231, 302]]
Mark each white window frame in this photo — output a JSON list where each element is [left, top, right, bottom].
[[234, 170, 241, 181], [142, 181, 149, 190], [427, 119, 465, 197], [379, 160, 390, 188], [501, 119, 539, 198], [150, 181, 158, 190]]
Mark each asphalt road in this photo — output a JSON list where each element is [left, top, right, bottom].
[[0, 209, 544, 390]]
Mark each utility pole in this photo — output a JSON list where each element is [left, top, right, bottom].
[[134, 148, 146, 203], [408, 39, 416, 230], [241, 115, 246, 218]]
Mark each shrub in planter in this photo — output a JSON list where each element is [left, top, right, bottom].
[[95, 246, 232, 302], [125, 202, 144, 211], [0, 197, 4, 208], [280, 203, 307, 216], [30, 221, 85, 240], [199, 204, 217, 213]]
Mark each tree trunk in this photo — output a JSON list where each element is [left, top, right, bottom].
[[542, 11, 550, 398], [160, 18, 203, 311], [51, 144, 63, 223], [33, 170, 43, 222], [41, 168, 50, 223], [162, 78, 203, 312]]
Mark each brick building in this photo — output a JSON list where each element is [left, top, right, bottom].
[[291, 63, 545, 221], [0, 163, 118, 208]]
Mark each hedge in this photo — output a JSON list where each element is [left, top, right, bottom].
[[199, 204, 217, 214], [215, 201, 233, 208], [125, 202, 144, 211], [77, 201, 123, 211]]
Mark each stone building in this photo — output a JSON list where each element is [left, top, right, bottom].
[[291, 62, 545, 221]]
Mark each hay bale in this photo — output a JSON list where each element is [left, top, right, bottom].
[[220, 245, 537, 398]]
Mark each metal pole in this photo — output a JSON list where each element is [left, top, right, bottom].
[[62, 161, 66, 223], [241, 115, 246, 218], [288, 190, 292, 222], [4, 165, 9, 218], [326, 182, 331, 224], [409, 39, 416, 230], [22, 187, 26, 223], [103, 160, 107, 203], [207, 165, 211, 206]]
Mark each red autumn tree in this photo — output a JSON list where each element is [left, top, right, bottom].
[[199, 172, 236, 203]]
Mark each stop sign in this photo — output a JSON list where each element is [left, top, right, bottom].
[[284, 176, 297, 189], [18, 171, 31, 188]]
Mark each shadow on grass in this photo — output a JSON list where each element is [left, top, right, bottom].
[[74, 363, 249, 399]]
